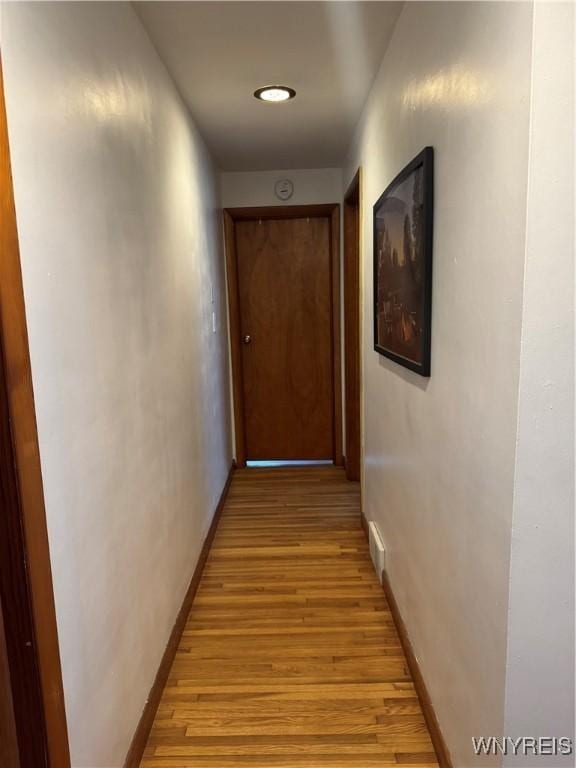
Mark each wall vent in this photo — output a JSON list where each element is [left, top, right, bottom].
[[368, 521, 386, 584]]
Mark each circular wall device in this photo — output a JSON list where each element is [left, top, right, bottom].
[[274, 179, 294, 201]]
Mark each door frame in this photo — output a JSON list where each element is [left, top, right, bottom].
[[224, 204, 342, 468], [0, 59, 71, 767], [343, 170, 362, 481]]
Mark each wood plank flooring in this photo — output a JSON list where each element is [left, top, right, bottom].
[[141, 466, 438, 767]]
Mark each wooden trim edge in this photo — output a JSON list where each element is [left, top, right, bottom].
[[330, 204, 343, 466], [343, 170, 361, 480], [123, 465, 235, 768], [223, 210, 246, 466], [360, 508, 369, 539], [360, 512, 453, 768], [224, 204, 338, 221], [0, 58, 70, 767]]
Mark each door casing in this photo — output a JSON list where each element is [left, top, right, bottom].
[[343, 170, 362, 481], [0, 57, 71, 768], [224, 204, 342, 468]]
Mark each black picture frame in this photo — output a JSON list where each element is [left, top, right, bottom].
[[373, 147, 434, 376]]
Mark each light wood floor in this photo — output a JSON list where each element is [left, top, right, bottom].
[[141, 466, 438, 767]]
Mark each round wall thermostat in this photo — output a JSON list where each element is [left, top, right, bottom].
[[274, 179, 294, 201]]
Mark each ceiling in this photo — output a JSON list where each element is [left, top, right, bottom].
[[135, 2, 403, 171]]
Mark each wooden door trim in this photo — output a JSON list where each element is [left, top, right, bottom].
[[224, 204, 342, 467], [0, 59, 71, 767], [329, 205, 343, 466], [223, 210, 246, 466], [225, 204, 337, 221], [343, 169, 362, 481]]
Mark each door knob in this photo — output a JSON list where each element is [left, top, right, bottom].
[[243, 335, 252, 345]]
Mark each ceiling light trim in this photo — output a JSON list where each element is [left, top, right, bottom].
[[253, 85, 296, 103]]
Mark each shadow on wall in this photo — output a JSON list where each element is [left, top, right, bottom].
[[377, 355, 430, 392]]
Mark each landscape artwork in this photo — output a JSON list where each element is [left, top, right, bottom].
[[373, 147, 433, 376]]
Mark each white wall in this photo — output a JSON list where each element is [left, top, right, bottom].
[[221, 167, 342, 208], [503, 2, 575, 760], [345, 2, 534, 765], [1, 3, 231, 766]]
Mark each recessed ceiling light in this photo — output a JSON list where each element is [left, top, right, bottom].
[[254, 85, 296, 103]]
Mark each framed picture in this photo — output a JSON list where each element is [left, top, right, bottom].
[[373, 147, 434, 376]]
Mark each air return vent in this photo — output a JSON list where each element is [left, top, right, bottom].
[[368, 521, 386, 584]]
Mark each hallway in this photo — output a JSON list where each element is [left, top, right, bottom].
[[0, 2, 573, 766], [141, 467, 437, 766]]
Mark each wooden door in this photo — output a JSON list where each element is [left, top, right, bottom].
[[235, 216, 334, 460]]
